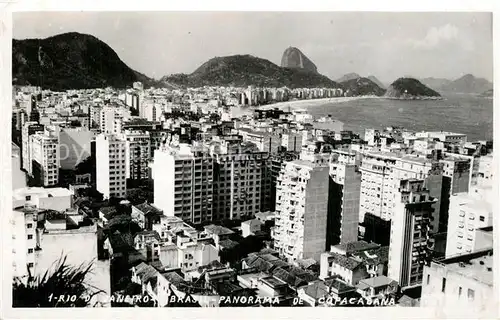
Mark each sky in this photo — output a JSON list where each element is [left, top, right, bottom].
[[13, 11, 493, 83]]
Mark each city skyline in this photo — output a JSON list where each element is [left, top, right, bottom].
[[13, 11, 493, 83]]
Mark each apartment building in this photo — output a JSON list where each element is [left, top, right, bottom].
[[388, 179, 436, 289], [34, 211, 111, 307], [11, 206, 37, 278], [328, 150, 361, 245], [96, 133, 127, 199], [237, 129, 281, 154], [210, 140, 270, 220], [123, 130, 151, 181], [268, 151, 300, 212], [12, 187, 74, 211], [29, 132, 59, 187], [417, 131, 468, 144], [445, 184, 493, 257], [438, 155, 471, 233], [99, 106, 131, 134], [421, 249, 494, 317], [21, 122, 44, 172], [272, 159, 330, 262], [359, 151, 443, 245], [153, 144, 214, 224]]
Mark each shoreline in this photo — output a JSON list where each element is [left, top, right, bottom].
[[254, 95, 380, 111]]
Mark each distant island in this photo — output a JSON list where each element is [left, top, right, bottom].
[[384, 78, 442, 100]]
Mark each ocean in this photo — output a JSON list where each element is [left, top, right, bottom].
[[235, 93, 493, 142], [304, 93, 493, 142]]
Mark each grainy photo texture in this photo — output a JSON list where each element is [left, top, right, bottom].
[[9, 11, 494, 312]]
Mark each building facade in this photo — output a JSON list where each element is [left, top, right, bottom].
[[96, 133, 127, 199]]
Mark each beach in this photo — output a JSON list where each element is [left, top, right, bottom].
[[256, 95, 380, 111], [230, 96, 379, 118]]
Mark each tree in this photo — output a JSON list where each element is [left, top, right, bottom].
[[12, 256, 102, 307]]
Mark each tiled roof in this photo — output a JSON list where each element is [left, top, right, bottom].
[[358, 275, 398, 289], [134, 202, 163, 216], [134, 262, 159, 284], [328, 253, 363, 271], [161, 271, 186, 287], [204, 224, 235, 236], [218, 239, 239, 250], [135, 230, 161, 242], [243, 256, 274, 273], [272, 267, 307, 288], [332, 240, 380, 254], [324, 278, 356, 293], [359, 246, 389, 265], [301, 281, 329, 300]]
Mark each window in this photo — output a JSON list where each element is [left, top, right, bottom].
[[480, 216, 485, 222], [27, 263, 34, 268], [441, 277, 446, 293], [28, 248, 34, 254], [27, 223, 33, 228], [27, 235, 33, 240], [26, 195, 31, 201], [458, 287, 462, 297], [426, 274, 430, 285], [467, 289, 475, 300]]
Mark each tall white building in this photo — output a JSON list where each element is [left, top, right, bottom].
[[388, 179, 436, 289], [153, 144, 214, 223], [96, 133, 127, 199], [359, 151, 443, 244], [21, 122, 44, 173], [29, 132, 59, 187], [210, 140, 270, 221], [445, 184, 493, 258], [123, 130, 151, 180], [11, 206, 37, 278], [272, 159, 330, 262], [328, 150, 361, 245], [99, 106, 131, 134]]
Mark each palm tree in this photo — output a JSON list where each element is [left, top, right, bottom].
[[12, 255, 104, 307]]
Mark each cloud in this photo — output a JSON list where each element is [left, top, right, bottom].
[[409, 24, 461, 49]]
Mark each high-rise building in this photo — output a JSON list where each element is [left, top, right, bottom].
[[29, 132, 59, 187], [96, 133, 127, 199], [272, 159, 330, 262], [421, 249, 494, 317], [21, 122, 44, 172], [388, 179, 436, 289], [153, 144, 214, 224], [11, 206, 37, 278], [359, 152, 443, 245], [445, 184, 493, 258], [328, 150, 361, 246], [123, 130, 151, 181], [99, 106, 131, 134], [438, 156, 471, 233], [210, 140, 270, 221]]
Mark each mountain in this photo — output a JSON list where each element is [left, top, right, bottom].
[[336, 73, 361, 83], [13, 32, 157, 90], [161, 54, 339, 89], [367, 75, 385, 89], [384, 78, 442, 100], [419, 77, 452, 92], [340, 77, 385, 96], [440, 74, 493, 94], [280, 47, 318, 73]]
